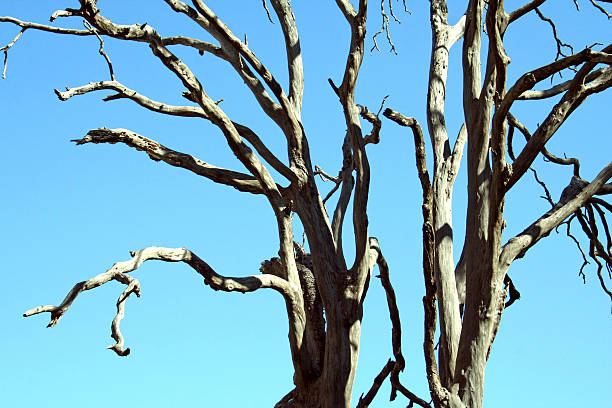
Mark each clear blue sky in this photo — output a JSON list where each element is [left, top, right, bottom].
[[1, 1, 610, 407]]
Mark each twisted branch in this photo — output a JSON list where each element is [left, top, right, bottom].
[[24, 246, 298, 355], [535, 7, 574, 63], [83, 21, 115, 81]]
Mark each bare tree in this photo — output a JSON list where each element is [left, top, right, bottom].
[[2, 1, 611, 407]]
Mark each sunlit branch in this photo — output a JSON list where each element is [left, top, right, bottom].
[[356, 360, 394, 408], [55, 80, 206, 116], [332, 0, 371, 276], [518, 67, 609, 100], [164, 0, 305, 175], [269, 0, 304, 114], [82, 21, 115, 81], [331, 135, 355, 266], [162, 36, 224, 58], [449, 15, 467, 47], [189, 0, 299, 122], [261, 0, 275, 23], [449, 124, 467, 186], [73, 128, 266, 195], [1, 28, 24, 79], [507, 112, 581, 177], [500, 163, 612, 271], [508, 0, 547, 24], [77, 3, 289, 208], [24, 246, 298, 354], [589, 0, 612, 18], [499, 47, 612, 190], [0, 16, 91, 35]]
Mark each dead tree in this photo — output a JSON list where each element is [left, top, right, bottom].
[[2, 1, 611, 407]]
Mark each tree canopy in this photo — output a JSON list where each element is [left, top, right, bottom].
[[1, 1, 610, 407]]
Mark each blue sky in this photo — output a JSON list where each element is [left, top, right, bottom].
[[1, 1, 610, 407]]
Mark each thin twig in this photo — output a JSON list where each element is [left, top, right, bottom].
[[314, 165, 345, 205], [508, 112, 581, 177], [563, 214, 590, 283], [590, 0, 612, 18], [534, 8, 575, 76], [531, 168, 555, 207], [83, 21, 115, 81], [371, 0, 398, 54], [356, 359, 395, 408], [261, 0, 276, 23], [1, 28, 26, 79]]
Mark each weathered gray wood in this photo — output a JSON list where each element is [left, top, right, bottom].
[[3, 1, 611, 407]]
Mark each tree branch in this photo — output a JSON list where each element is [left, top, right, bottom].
[[358, 101, 385, 146], [52, 79, 295, 182], [508, 0, 547, 24], [330, 135, 355, 267], [108, 274, 141, 356], [356, 359, 394, 408], [24, 246, 298, 355], [589, 0, 612, 19], [449, 124, 467, 186], [269, 0, 304, 114], [576, 209, 612, 300], [74, 2, 290, 208], [371, 0, 400, 54], [334, 0, 358, 23], [73, 128, 266, 195], [189, 0, 290, 110], [1, 28, 25, 79], [500, 163, 612, 272], [55, 80, 206, 116], [161, 36, 224, 58], [164, 0, 286, 123], [500, 46, 611, 117], [500, 46, 612, 190], [164, 0, 304, 182], [518, 67, 609, 100], [383, 107, 456, 406], [507, 112, 581, 177], [356, 239, 432, 408], [0, 16, 91, 36], [448, 15, 467, 47], [332, 0, 371, 278], [383, 109, 432, 200], [82, 21, 115, 81], [534, 7, 574, 62], [370, 238, 404, 374]]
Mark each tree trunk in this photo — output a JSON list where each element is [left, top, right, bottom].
[[279, 302, 363, 408]]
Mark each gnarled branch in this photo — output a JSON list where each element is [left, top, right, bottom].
[[73, 128, 266, 195], [25, 246, 298, 355]]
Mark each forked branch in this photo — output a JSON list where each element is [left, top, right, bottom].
[[575, 204, 612, 300], [24, 246, 298, 355], [1, 27, 25, 79], [500, 163, 612, 273]]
